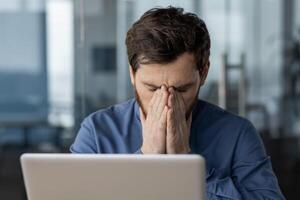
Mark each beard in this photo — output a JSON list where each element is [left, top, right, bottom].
[[134, 88, 146, 117], [134, 85, 200, 121]]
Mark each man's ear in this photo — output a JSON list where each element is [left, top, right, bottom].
[[199, 64, 210, 86], [129, 65, 135, 86]]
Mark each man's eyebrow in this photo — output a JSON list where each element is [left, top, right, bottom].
[[142, 82, 160, 88], [142, 81, 195, 89], [176, 82, 195, 89]]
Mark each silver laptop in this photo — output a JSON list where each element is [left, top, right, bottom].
[[21, 153, 206, 200]]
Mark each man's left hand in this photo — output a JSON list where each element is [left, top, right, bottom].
[[166, 87, 192, 154]]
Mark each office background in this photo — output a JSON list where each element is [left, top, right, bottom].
[[0, 0, 299, 199]]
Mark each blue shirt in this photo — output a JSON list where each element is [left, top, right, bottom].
[[70, 98, 285, 199]]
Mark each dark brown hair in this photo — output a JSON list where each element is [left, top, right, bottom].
[[126, 6, 210, 72]]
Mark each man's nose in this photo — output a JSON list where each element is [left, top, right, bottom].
[[160, 84, 173, 94]]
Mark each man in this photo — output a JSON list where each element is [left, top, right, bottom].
[[70, 7, 285, 199]]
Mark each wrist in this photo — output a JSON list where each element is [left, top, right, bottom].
[[178, 146, 191, 154], [141, 145, 165, 154]]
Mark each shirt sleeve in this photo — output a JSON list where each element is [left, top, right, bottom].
[[225, 121, 285, 199], [70, 118, 99, 153], [206, 121, 286, 199]]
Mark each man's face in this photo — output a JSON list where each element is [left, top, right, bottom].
[[129, 52, 208, 118]]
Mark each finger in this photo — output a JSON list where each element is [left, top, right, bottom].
[[148, 89, 157, 110], [171, 90, 181, 119], [148, 89, 159, 116], [152, 88, 162, 113], [139, 107, 146, 126], [177, 91, 187, 110], [177, 92, 186, 115], [169, 88, 183, 127], [169, 88, 179, 109], [168, 92, 172, 108], [156, 85, 168, 116], [171, 92, 183, 126], [168, 91, 174, 109], [167, 108, 175, 135], [168, 87, 175, 98], [166, 108, 174, 154], [159, 105, 168, 128], [173, 90, 185, 117]]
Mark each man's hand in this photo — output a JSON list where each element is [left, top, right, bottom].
[[166, 87, 192, 154], [140, 85, 169, 154]]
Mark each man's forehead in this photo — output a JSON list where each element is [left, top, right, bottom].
[[137, 53, 197, 71], [137, 67, 198, 87], [137, 64, 197, 79]]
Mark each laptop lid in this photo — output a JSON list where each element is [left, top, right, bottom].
[[21, 153, 206, 200]]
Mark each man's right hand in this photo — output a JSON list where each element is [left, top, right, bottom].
[[140, 85, 169, 154]]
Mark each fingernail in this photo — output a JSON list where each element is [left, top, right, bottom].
[[161, 84, 166, 91]]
